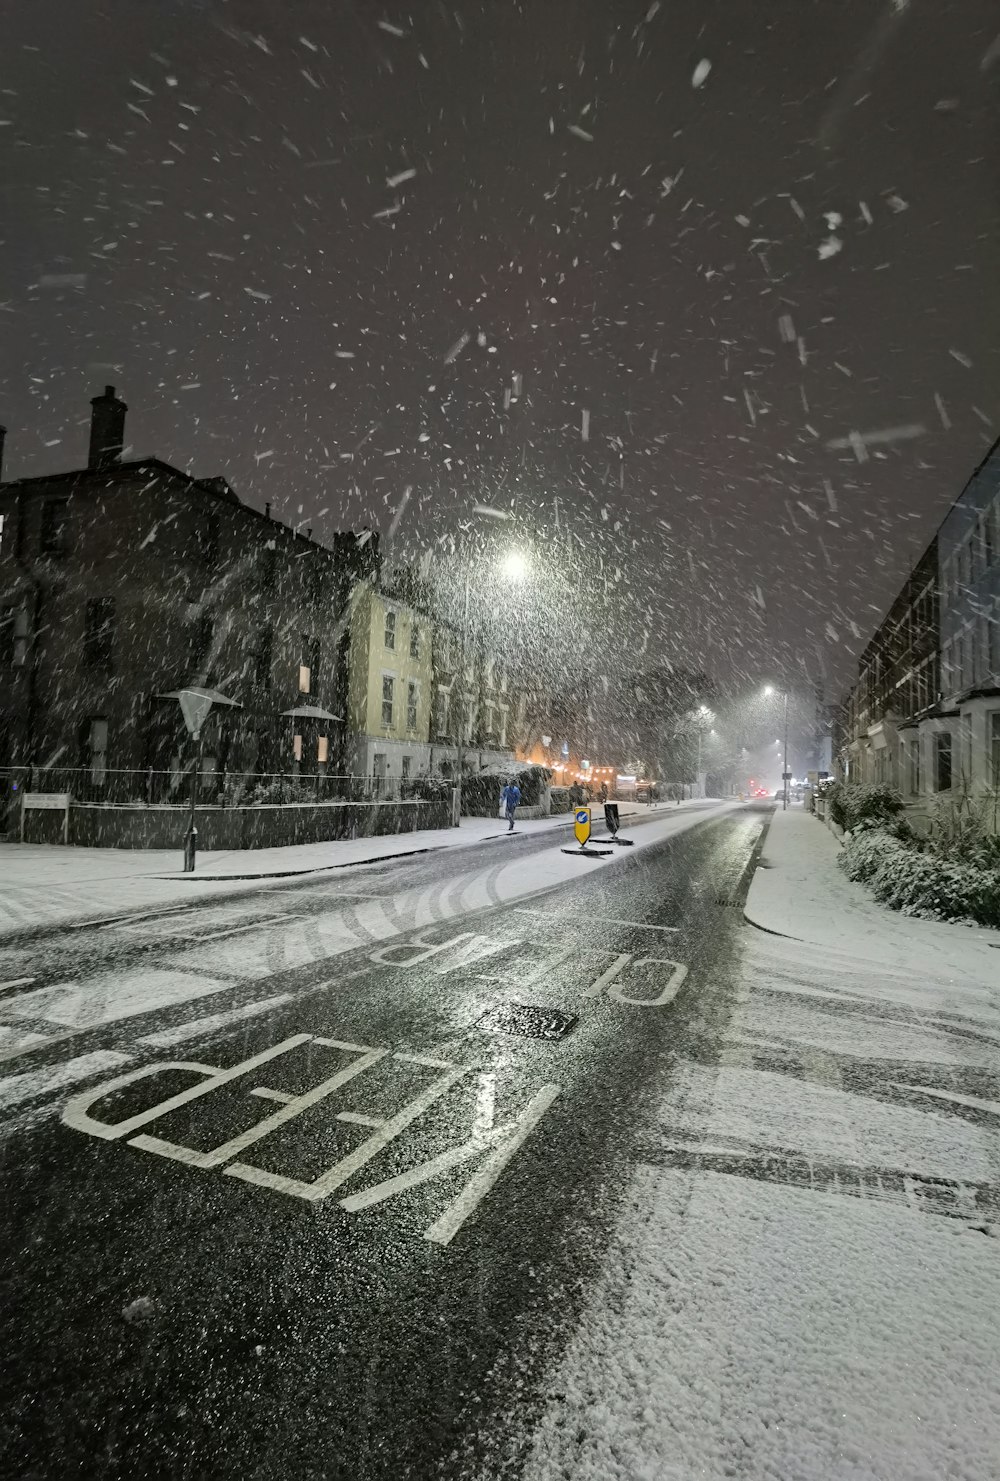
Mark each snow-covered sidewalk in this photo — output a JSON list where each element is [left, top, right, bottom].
[[745, 804, 1000, 985], [0, 798, 717, 937]]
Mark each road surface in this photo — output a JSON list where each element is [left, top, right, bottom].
[[0, 801, 763, 1479], [6, 800, 998, 1480]]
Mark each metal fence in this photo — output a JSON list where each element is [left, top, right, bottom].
[[0, 766, 454, 809]]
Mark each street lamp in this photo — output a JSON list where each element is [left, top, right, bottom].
[[763, 685, 790, 811], [453, 547, 529, 825]]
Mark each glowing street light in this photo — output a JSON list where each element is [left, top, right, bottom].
[[502, 549, 528, 582]]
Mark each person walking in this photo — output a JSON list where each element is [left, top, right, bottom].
[[500, 779, 521, 832]]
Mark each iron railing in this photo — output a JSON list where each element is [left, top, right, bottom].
[[0, 766, 455, 809]]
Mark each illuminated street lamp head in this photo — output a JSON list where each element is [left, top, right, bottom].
[[763, 684, 775, 697], [502, 549, 528, 582]]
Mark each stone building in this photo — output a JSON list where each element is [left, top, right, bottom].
[[0, 387, 376, 797]]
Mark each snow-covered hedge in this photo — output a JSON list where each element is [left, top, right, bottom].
[[840, 827, 1000, 927], [827, 781, 904, 833]]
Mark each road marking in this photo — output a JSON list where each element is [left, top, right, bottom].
[[84, 904, 199, 931], [136, 994, 293, 1048], [0, 978, 36, 995], [341, 1074, 561, 1246], [581, 952, 689, 1006], [61, 1034, 312, 1141], [0, 1050, 131, 1113], [891, 1083, 1000, 1117], [607, 957, 688, 1008], [61, 1030, 562, 1248], [0, 1025, 52, 1057], [131, 1038, 387, 1170], [9, 970, 233, 1029], [226, 1052, 472, 1200], [513, 909, 680, 932]]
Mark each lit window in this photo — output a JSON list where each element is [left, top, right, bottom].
[[299, 665, 311, 694], [384, 610, 396, 649], [317, 735, 329, 764], [293, 734, 303, 762], [381, 675, 394, 727]]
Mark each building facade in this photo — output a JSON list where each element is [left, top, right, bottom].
[[0, 387, 376, 796], [841, 437, 1000, 830], [341, 581, 435, 785]]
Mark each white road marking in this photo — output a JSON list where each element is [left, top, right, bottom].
[[132, 1038, 387, 1170], [342, 1075, 561, 1247], [61, 1034, 312, 1141], [84, 904, 197, 930], [0, 1050, 131, 1112], [136, 994, 293, 1048], [10, 970, 233, 1029], [582, 954, 633, 999], [607, 957, 688, 1008], [891, 1083, 1000, 1117], [0, 1024, 52, 1056], [514, 909, 680, 933], [226, 1054, 472, 1201], [0, 977, 36, 995]]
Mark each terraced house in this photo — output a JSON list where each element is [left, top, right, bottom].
[[842, 436, 1000, 831]]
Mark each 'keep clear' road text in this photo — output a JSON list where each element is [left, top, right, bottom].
[[62, 931, 688, 1247]]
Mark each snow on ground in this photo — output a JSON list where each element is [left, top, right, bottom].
[[517, 827, 1000, 1481], [744, 804, 1000, 981], [0, 799, 730, 937], [523, 1165, 1000, 1481]]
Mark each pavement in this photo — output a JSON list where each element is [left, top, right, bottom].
[[1, 798, 997, 1480], [0, 798, 694, 938], [744, 802, 1000, 981]]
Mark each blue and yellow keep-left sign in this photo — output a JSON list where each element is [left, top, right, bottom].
[[574, 807, 591, 846]]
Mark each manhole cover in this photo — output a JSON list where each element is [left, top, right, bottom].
[[477, 1003, 578, 1040]]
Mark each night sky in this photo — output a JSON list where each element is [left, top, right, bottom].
[[2, 0, 998, 696]]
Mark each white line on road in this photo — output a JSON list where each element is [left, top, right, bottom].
[[513, 909, 680, 932], [0, 978, 36, 995], [0, 1049, 131, 1112], [136, 994, 294, 1048]]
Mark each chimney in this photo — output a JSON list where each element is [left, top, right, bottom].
[[0, 425, 6, 483], [88, 385, 127, 471]]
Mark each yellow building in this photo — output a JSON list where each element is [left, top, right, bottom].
[[343, 581, 434, 787]]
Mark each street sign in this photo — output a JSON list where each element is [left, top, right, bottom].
[[604, 802, 619, 836], [561, 741, 570, 758], [179, 689, 214, 738], [574, 807, 591, 846], [782, 771, 793, 781]]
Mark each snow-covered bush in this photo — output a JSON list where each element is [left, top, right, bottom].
[[840, 827, 1000, 927], [549, 786, 572, 814]]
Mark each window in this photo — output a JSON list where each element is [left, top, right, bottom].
[[935, 731, 952, 792], [254, 627, 273, 690], [1, 606, 28, 669], [990, 712, 1000, 789], [198, 514, 221, 566], [293, 733, 303, 762], [299, 635, 320, 696], [409, 623, 420, 658], [84, 598, 115, 674], [384, 610, 396, 650], [187, 610, 213, 675], [909, 738, 920, 795], [407, 680, 418, 730], [261, 545, 277, 596], [436, 686, 450, 737], [40, 498, 69, 556], [381, 675, 394, 727], [87, 717, 108, 783], [401, 756, 411, 780], [307, 559, 324, 606], [317, 735, 329, 765]]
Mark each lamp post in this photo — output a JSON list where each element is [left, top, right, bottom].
[[451, 547, 529, 827], [764, 685, 790, 811]]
